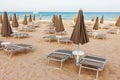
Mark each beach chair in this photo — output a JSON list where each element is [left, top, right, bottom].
[[11, 33, 29, 39], [95, 34, 107, 39], [87, 31, 93, 37], [47, 50, 72, 69], [46, 24, 55, 29], [46, 26, 55, 30], [108, 29, 119, 34], [44, 29, 55, 34], [16, 44, 33, 51], [32, 22, 40, 28], [59, 37, 72, 44], [78, 55, 107, 80], [0, 41, 6, 49], [56, 31, 67, 35], [3, 44, 33, 57], [43, 35, 57, 42]]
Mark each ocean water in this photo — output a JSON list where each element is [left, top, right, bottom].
[[0, 12, 120, 21]]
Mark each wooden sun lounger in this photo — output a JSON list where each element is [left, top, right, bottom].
[[47, 50, 72, 69], [78, 55, 107, 80]]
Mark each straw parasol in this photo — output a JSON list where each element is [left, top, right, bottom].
[[23, 14, 27, 25], [12, 13, 19, 28], [91, 16, 94, 21], [9, 15, 12, 21], [1, 11, 13, 37], [29, 14, 32, 22], [55, 15, 65, 32], [52, 15, 56, 26], [70, 10, 89, 49], [17, 15, 19, 20], [33, 14, 35, 21], [54, 15, 59, 27], [100, 16, 104, 24], [115, 16, 120, 27], [93, 17, 99, 30], [0, 15, 2, 24]]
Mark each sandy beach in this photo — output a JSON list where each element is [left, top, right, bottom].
[[0, 20, 120, 80]]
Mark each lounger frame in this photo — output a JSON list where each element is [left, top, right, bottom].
[[47, 50, 72, 70], [78, 55, 107, 80]]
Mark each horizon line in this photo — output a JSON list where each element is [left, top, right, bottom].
[[0, 11, 120, 13]]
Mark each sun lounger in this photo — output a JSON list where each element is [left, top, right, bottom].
[[47, 26, 55, 30], [99, 24, 110, 29], [44, 29, 55, 34], [43, 35, 57, 42], [79, 55, 107, 80], [24, 27, 36, 32], [47, 50, 72, 69], [16, 44, 33, 51], [11, 33, 29, 39], [0, 41, 6, 49], [56, 31, 67, 35], [95, 34, 107, 39], [87, 31, 93, 37], [108, 29, 119, 34], [3, 44, 33, 57], [46, 24, 55, 29], [32, 22, 40, 28], [59, 37, 72, 44]]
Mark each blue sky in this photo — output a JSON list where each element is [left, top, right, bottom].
[[0, 0, 120, 12]]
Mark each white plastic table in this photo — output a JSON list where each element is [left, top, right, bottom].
[[72, 50, 84, 65], [24, 26, 28, 32], [1, 41, 11, 47], [92, 32, 98, 38], [56, 36, 62, 43]]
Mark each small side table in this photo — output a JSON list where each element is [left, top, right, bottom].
[[1, 41, 11, 47], [56, 36, 62, 43], [24, 26, 28, 32], [92, 32, 98, 38], [72, 50, 84, 66]]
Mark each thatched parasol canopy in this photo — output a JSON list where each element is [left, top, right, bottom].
[[1, 11, 13, 37], [12, 13, 19, 28], [93, 17, 99, 30], [70, 10, 89, 45]]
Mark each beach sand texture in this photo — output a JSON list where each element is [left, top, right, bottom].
[[0, 20, 120, 80]]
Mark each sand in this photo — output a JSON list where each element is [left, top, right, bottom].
[[0, 20, 120, 80]]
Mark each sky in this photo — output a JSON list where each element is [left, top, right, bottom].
[[0, 0, 120, 12]]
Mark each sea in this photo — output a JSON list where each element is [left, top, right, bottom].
[[0, 12, 120, 21]]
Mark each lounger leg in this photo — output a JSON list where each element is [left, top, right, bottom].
[[48, 59, 50, 64], [2, 49, 5, 56], [9, 52, 13, 58], [57, 38, 60, 43], [49, 39, 50, 42], [79, 64, 82, 75], [95, 70, 99, 80], [60, 62, 63, 70]]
